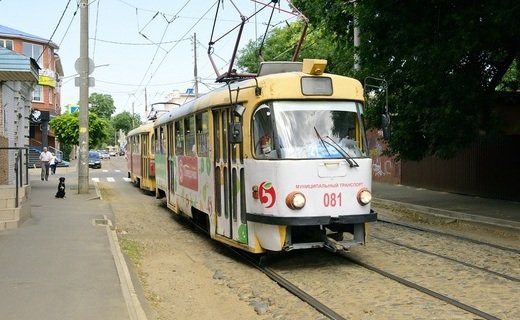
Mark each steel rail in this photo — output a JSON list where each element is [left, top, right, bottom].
[[377, 217, 520, 254], [232, 249, 346, 320], [339, 252, 501, 320], [371, 234, 520, 283]]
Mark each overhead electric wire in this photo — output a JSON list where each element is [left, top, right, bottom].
[[92, 0, 101, 59], [58, 2, 80, 47], [89, 0, 296, 112], [37, 0, 73, 62], [129, 0, 217, 108], [90, 36, 190, 46]]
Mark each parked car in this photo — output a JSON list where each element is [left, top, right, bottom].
[[56, 159, 70, 167], [100, 151, 110, 160], [88, 151, 102, 169]]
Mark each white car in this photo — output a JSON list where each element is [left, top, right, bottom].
[[100, 151, 110, 159]]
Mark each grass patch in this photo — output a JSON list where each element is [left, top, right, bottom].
[[119, 238, 142, 267]]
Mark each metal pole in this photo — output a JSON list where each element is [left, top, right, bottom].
[[131, 101, 135, 129], [78, 0, 89, 194], [194, 33, 199, 98], [353, 2, 360, 71]]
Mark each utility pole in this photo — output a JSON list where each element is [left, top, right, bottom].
[[131, 101, 135, 129], [353, 1, 361, 71], [193, 33, 199, 98], [78, 0, 89, 194]]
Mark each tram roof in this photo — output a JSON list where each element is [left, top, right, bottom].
[[153, 60, 363, 127], [127, 121, 154, 136]]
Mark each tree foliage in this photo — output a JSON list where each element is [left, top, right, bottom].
[[49, 111, 109, 149], [109, 111, 141, 145], [237, 22, 338, 73], [88, 92, 115, 120], [286, 0, 520, 160], [111, 111, 140, 134]]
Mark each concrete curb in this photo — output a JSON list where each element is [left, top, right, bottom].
[[91, 182, 147, 320], [373, 198, 520, 231], [105, 215, 148, 320]]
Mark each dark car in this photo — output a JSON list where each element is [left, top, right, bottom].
[[56, 159, 70, 167], [88, 151, 102, 169]]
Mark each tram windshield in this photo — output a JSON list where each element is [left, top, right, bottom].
[[253, 100, 367, 159]]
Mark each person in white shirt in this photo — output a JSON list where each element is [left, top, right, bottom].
[[39, 147, 52, 181], [49, 153, 57, 175]]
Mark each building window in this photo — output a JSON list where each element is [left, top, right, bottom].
[[23, 42, 43, 64], [0, 39, 14, 50], [33, 85, 43, 102]]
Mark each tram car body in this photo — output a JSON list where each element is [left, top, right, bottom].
[[152, 59, 377, 253], [126, 121, 156, 193]]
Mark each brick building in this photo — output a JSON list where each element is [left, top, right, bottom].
[[0, 25, 63, 152]]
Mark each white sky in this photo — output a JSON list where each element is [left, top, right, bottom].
[[0, 0, 298, 118]]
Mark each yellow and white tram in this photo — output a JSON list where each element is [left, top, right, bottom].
[[126, 121, 156, 193], [151, 59, 376, 253]]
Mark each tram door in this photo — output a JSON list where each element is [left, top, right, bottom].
[[166, 122, 176, 208], [141, 133, 151, 186], [213, 108, 245, 239]]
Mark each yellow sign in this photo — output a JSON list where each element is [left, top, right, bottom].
[[39, 75, 56, 88]]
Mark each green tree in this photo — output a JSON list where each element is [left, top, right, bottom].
[[88, 92, 115, 120], [291, 0, 520, 160], [49, 111, 109, 149], [237, 22, 338, 73], [111, 111, 140, 134]]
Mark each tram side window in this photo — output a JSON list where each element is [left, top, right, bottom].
[[185, 117, 196, 156], [135, 136, 140, 154], [154, 128, 159, 153], [160, 127, 166, 154], [252, 105, 276, 159], [196, 112, 209, 156], [175, 120, 184, 155]]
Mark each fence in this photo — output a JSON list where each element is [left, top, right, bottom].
[[0, 147, 29, 208]]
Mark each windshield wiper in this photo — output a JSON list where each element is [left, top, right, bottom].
[[314, 126, 332, 157], [325, 136, 359, 168]]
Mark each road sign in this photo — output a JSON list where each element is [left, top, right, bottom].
[[69, 105, 79, 113], [74, 77, 95, 87]]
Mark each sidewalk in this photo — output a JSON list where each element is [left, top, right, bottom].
[[0, 166, 147, 320], [372, 181, 520, 231]]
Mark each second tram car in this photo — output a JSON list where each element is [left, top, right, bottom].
[[126, 122, 156, 193], [145, 59, 377, 253]]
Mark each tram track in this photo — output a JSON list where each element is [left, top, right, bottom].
[[229, 247, 347, 320], [370, 234, 520, 283], [229, 242, 504, 320], [337, 251, 501, 320], [377, 217, 520, 254]]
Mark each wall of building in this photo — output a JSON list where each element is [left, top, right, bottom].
[[0, 80, 33, 185], [10, 38, 60, 149], [367, 129, 401, 184]]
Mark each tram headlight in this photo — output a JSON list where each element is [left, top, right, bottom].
[[357, 188, 372, 206], [285, 192, 306, 210]]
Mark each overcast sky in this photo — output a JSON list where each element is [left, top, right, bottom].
[[0, 0, 296, 118]]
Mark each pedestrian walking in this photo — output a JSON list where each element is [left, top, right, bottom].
[[39, 147, 52, 181], [49, 153, 57, 175]]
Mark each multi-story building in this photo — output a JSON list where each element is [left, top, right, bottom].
[[0, 25, 63, 151]]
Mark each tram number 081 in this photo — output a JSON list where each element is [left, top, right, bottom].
[[323, 192, 342, 207]]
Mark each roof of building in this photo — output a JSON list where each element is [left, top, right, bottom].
[[0, 25, 58, 49], [0, 46, 39, 82]]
